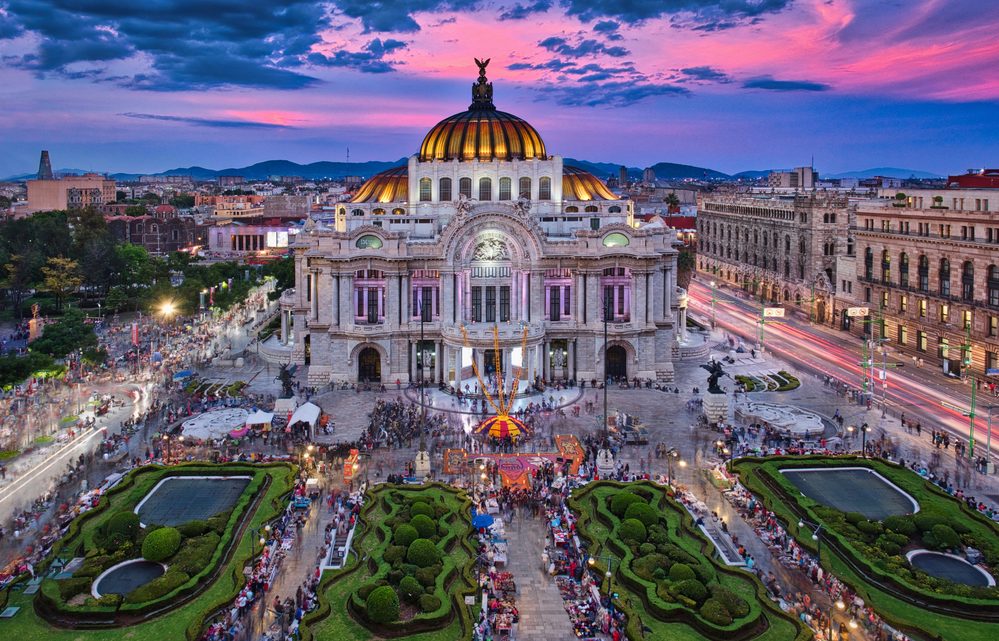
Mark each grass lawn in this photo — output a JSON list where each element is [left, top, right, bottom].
[[569, 481, 809, 641], [1, 462, 295, 641], [301, 483, 476, 641], [735, 455, 999, 641]]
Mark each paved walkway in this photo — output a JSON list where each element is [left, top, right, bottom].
[[505, 513, 578, 641]]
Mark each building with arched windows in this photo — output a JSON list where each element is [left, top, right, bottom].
[[283, 62, 683, 385]]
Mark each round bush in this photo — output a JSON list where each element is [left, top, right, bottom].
[[415, 566, 438, 587], [700, 597, 733, 625], [384, 544, 408, 565], [927, 524, 960, 550], [711, 585, 750, 618], [410, 514, 437, 539], [673, 578, 708, 605], [883, 515, 917, 536], [366, 585, 400, 623], [624, 502, 659, 528], [106, 512, 141, 542], [638, 543, 656, 556], [399, 575, 423, 603], [619, 518, 647, 543], [419, 594, 442, 613], [142, 526, 181, 562], [668, 562, 695, 582], [610, 492, 644, 517], [357, 583, 379, 601], [632, 553, 670, 581], [407, 538, 440, 568], [914, 511, 948, 533], [410, 501, 434, 518], [176, 519, 210, 538], [394, 524, 419, 548]]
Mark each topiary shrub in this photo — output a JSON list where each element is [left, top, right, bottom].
[[177, 520, 210, 538], [926, 524, 960, 550], [123, 568, 189, 604], [672, 578, 708, 605], [394, 524, 419, 548], [668, 563, 695, 582], [410, 514, 437, 539], [638, 543, 656, 556], [415, 566, 438, 587], [384, 545, 408, 565], [97, 594, 122, 607], [205, 510, 231, 533], [366, 585, 400, 623], [619, 518, 647, 544], [58, 577, 92, 601], [914, 511, 947, 533], [407, 538, 440, 568], [711, 585, 750, 618], [610, 492, 644, 517], [662, 544, 698, 566], [410, 501, 434, 518], [418, 594, 442, 613], [856, 520, 883, 537], [632, 553, 671, 581], [357, 583, 379, 601], [700, 597, 733, 625], [883, 515, 917, 536], [624, 502, 659, 528], [171, 531, 220, 575], [106, 511, 141, 542], [387, 569, 404, 585], [399, 575, 423, 603], [142, 526, 181, 562], [844, 512, 865, 525]]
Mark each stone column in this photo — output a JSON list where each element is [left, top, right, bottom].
[[529, 270, 543, 323], [280, 310, 288, 345], [333, 276, 340, 326], [587, 273, 600, 327], [387, 274, 400, 329], [341, 274, 353, 329]]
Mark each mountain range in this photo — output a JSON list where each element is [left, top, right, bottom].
[[2, 160, 942, 182]]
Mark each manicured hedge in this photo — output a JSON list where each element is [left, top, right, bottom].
[[142, 527, 182, 562], [365, 586, 399, 623]]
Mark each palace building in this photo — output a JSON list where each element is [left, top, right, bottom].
[[283, 62, 685, 386]]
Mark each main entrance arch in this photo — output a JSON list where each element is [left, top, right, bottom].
[[358, 347, 381, 382], [606, 345, 627, 379]]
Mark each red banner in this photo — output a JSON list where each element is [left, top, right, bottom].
[[131, 322, 139, 346]]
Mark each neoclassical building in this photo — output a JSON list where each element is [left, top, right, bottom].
[[285, 62, 682, 385]]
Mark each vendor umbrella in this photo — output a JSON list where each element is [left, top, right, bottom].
[[472, 513, 495, 529], [473, 414, 530, 439]]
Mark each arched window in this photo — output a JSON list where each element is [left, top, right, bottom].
[[171, 229, 179, 241], [584, 205, 598, 213], [989, 265, 999, 307], [459, 177, 472, 198], [392, 207, 405, 215], [478, 177, 492, 200], [538, 177, 551, 200], [565, 206, 579, 213], [419, 177, 432, 202], [939, 258, 951, 296], [864, 247, 873, 280], [372, 208, 385, 215], [439, 177, 452, 201], [881, 249, 891, 283], [762, 234, 768, 248], [784, 235, 791, 253], [784, 259, 790, 278], [917, 255, 929, 291], [899, 252, 909, 288], [518, 177, 531, 198], [498, 177, 512, 200], [608, 205, 621, 213], [962, 261, 975, 301], [799, 238, 806, 254]]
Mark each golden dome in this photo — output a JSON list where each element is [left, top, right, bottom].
[[351, 166, 408, 203], [419, 59, 546, 162], [562, 166, 618, 201]]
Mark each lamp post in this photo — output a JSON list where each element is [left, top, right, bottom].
[[716, 439, 733, 471], [588, 555, 619, 622], [798, 518, 823, 556], [595, 296, 614, 476], [826, 598, 846, 640], [860, 423, 870, 459], [709, 280, 717, 330], [846, 425, 855, 453], [665, 448, 687, 487]]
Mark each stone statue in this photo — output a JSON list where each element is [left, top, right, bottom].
[[454, 193, 473, 216], [303, 216, 316, 232], [701, 359, 726, 394], [472, 238, 510, 261], [513, 195, 531, 217], [471, 58, 493, 106], [276, 364, 294, 398]]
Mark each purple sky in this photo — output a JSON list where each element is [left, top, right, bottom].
[[1, 0, 997, 177]]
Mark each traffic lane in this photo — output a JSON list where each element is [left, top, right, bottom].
[[688, 286, 997, 453]]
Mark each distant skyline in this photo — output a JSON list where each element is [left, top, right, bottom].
[[1, 0, 996, 177]]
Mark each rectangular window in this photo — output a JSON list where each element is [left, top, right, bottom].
[[485, 286, 496, 322], [938, 338, 949, 360], [617, 285, 626, 316], [366, 288, 378, 323], [864, 287, 871, 303], [881, 291, 889, 309], [306, 274, 312, 302], [940, 303, 949, 323], [987, 351, 998, 373], [990, 316, 998, 337], [498, 179, 511, 201], [538, 177, 551, 200], [471, 286, 482, 322], [499, 286, 510, 321], [899, 295, 907, 313], [459, 177, 472, 199], [419, 179, 431, 202], [603, 285, 613, 320], [563, 285, 571, 316], [919, 299, 927, 318], [590, 217, 600, 231], [897, 325, 908, 345], [421, 287, 432, 321], [548, 286, 561, 321], [963, 309, 972, 330], [439, 179, 452, 201], [917, 330, 927, 352]]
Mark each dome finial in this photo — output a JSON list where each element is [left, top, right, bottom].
[[470, 57, 494, 110]]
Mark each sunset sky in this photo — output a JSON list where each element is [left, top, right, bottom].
[[1, 0, 997, 177]]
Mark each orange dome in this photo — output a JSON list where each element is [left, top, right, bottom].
[[474, 414, 530, 439], [350, 166, 408, 203], [419, 59, 546, 162], [563, 165, 618, 201]]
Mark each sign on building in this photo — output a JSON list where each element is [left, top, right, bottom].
[[846, 306, 870, 317], [763, 307, 785, 318]]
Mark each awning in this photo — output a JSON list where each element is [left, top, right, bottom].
[[245, 410, 274, 427], [172, 370, 195, 381], [289, 402, 321, 427], [273, 397, 299, 414]]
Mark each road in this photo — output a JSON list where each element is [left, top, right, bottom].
[[686, 278, 997, 462]]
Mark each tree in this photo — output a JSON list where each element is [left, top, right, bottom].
[[104, 285, 130, 313], [115, 190, 128, 202], [31, 308, 97, 358], [263, 255, 294, 300], [2, 252, 43, 317], [112, 243, 155, 289], [665, 192, 681, 213], [41, 257, 82, 312], [125, 205, 148, 216], [168, 194, 195, 208], [677, 247, 696, 289], [69, 208, 115, 295]]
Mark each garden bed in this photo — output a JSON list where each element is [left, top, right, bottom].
[[3, 462, 294, 640], [734, 455, 999, 641], [568, 481, 808, 641], [301, 482, 478, 641]]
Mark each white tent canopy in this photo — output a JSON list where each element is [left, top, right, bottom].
[[245, 410, 274, 427], [273, 397, 299, 415], [289, 402, 321, 438]]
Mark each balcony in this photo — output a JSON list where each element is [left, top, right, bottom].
[[441, 322, 546, 345]]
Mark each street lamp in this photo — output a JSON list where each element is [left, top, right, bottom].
[[716, 439, 733, 471], [588, 555, 619, 622], [665, 447, 686, 487], [798, 519, 823, 555], [709, 280, 717, 330], [860, 423, 870, 459], [826, 598, 846, 640]]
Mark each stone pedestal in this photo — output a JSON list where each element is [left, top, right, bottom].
[[596, 448, 615, 478], [702, 392, 730, 424], [414, 450, 432, 480]]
